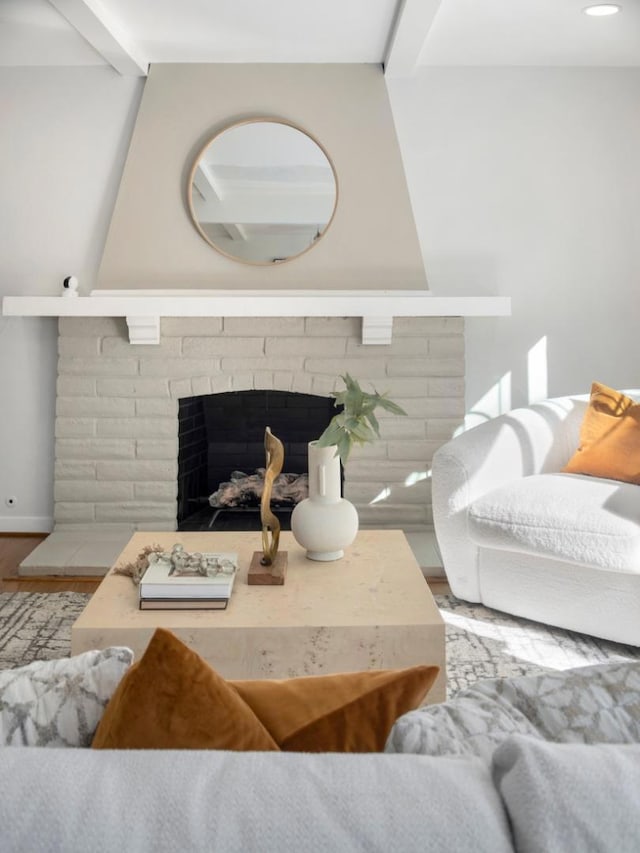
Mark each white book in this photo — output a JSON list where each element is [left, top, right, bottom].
[[139, 552, 238, 599]]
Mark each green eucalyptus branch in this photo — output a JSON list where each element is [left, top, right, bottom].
[[316, 373, 407, 465]]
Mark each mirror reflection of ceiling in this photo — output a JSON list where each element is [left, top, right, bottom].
[[189, 119, 338, 265]]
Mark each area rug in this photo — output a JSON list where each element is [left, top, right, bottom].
[[437, 594, 640, 695], [1, 591, 639, 695]]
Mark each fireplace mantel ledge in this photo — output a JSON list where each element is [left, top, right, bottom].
[[2, 289, 511, 345]]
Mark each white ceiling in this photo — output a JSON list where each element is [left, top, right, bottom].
[[1, 0, 639, 76]]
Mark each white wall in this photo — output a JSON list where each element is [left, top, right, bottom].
[[0, 67, 143, 531], [387, 68, 640, 427]]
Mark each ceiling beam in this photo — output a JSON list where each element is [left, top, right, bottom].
[[47, 0, 148, 76], [384, 0, 442, 78]]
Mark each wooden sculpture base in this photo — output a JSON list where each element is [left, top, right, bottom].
[[248, 551, 288, 585]]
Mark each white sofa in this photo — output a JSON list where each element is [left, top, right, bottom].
[[432, 391, 640, 645]]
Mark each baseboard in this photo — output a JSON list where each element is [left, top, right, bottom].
[[0, 517, 54, 534]]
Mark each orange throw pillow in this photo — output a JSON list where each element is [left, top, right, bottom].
[[92, 628, 438, 752], [562, 382, 640, 484]]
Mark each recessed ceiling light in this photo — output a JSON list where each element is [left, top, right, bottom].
[[583, 4, 621, 15]]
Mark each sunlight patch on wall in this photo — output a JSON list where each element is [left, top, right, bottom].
[[527, 336, 548, 404], [462, 371, 512, 432]]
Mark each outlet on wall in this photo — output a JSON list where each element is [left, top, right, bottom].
[[5, 496, 17, 508]]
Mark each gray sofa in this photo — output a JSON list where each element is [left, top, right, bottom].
[[1, 659, 640, 852]]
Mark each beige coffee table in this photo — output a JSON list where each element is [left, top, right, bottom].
[[71, 529, 446, 703]]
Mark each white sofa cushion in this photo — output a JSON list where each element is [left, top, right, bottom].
[[467, 472, 640, 571], [494, 736, 640, 853], [0, 749, 513, 853]]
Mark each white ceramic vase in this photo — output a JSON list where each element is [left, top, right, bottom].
[[291, 441, 359, 561]]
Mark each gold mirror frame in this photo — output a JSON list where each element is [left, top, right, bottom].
[[187, 117, 338, 266]]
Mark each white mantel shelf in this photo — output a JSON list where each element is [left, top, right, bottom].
[[2, 289, 511, 345]]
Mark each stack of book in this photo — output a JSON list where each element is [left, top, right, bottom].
[[138, 553, 238, 610]]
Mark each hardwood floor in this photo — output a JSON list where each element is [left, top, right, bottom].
[[0, 534, 101, 593]]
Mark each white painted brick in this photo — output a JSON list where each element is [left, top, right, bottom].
[[136, 440, 177, 459], [387, 440, 442, 461], [135, 520, 177, 532], [191, 376, 211, 396], [97, 378, 169, 398], [140, 358, 220, 378], [357, 505, 430, 526], [346, 443, 388, 460], [55, 418, 96, 438], [210, 375, 233, 394], [311, 376, 340, 397], [428, 337, 465, 357], [169, 378, 192, 398], [428, 377, 464, 397], [386, 358, 464, 378], [58, 357, 139, 376], [378, 378, 428, 398], [57, 376, 96, 397], [55, 481, 133, 502], [342, 482, 387, 503], [367, 397, 464, 420], [58, 337, 100, 357], [346, 337, 429, 357], [56, 438, 135, 460], [305, 317, 359, 337], [394, 317, 464, 336], [305, 358, 388, 377], [96, 503, 177, 522], [162, 317, 223, 336], [96, 418, 176, 438], [378, 419, 426, 440], [59, 317, 124, 337], [224, 317, 304, 336], [97, 460, 176, 481], [230, 372, 254, 391], [290, 374, 314, 394], [54, 502, 95, 522], [345, 480, 430, 506], [183, 337, 264, 357], [134, 482, 177, 501], [346, 460, 430, 482], [55, 521, 135, 532], [426, 419, 464, 439], [57, 397, 135, 417], [54, 461, 96, 480], [253, 371, 275, 390], [266, 337, 344, 356], [102, 337, 182, 357], [272, 372, 295, 392], [221, 357, 298, 372], [136, 399, 177, 416]]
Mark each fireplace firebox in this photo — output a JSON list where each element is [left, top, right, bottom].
[[177, 390, 337, 530]]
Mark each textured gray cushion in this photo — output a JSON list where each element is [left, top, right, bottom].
[[0, 646, 133, 747], [0, 749, 514, 853], [386, 661, 640, 761], [494, 735, 640, 853]]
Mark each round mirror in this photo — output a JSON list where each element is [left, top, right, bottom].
[[188, 118, 338, 265]]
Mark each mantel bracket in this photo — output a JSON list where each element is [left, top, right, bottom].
[[126, 316, 160, 345], [361, 316, 393, 345]]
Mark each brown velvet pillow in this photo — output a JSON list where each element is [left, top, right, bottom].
[[92, 628, 438, 752], [562, 382, 640, 484]]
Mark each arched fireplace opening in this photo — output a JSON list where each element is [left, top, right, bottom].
[[177, 390, 338, 531]]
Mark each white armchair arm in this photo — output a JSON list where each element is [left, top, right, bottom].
[[432, 397, 586, 601]]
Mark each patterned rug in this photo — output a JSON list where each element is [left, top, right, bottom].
[[1, 591, 639, 693], [437, 594, 640, 695]]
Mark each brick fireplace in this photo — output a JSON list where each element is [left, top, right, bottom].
[[54, 314, 465, 536]]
